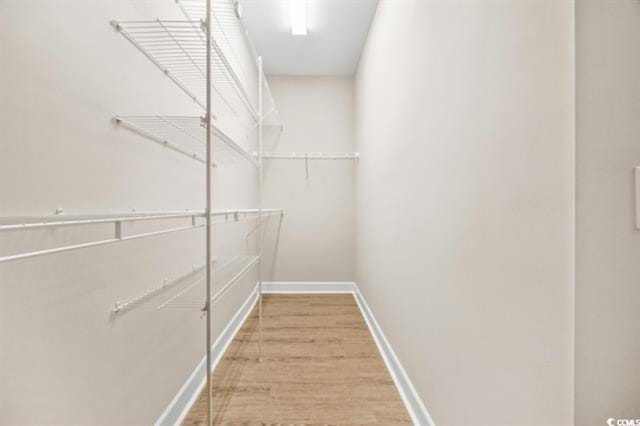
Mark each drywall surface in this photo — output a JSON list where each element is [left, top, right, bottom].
[[0, 1, 266, 424], [262, 76, 355, 282], [575, 1, 640, 424], [355, 1, 575, 425]]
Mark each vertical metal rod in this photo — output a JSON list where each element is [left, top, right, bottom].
[[205, 0, 213, 424], [258, 56, 264, 363]]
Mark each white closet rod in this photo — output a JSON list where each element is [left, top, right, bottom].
[[260, 152, 359, 181], [0, 209, 284, 263], [0, 211, 199, 231], [260, 152, 360, 160], [0, 209, 283, 231]]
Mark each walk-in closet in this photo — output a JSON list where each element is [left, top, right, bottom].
[[2, 0, 639, 425]]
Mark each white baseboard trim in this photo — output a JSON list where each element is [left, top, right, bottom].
[[155, 284, 260, 426], [352, 284, 435, 426], [156, 281, 434, 426], [262, 281, 356, 293]]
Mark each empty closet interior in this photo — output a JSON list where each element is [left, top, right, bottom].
[[2, 0, 640, 425], [2, 0, 364, 424]]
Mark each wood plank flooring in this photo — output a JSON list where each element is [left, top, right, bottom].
[[183, 294, 412, 425]]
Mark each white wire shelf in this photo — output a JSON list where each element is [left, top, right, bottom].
[[176, 0, 256, 82], [0, 209, 284, 263], [153, 255, 260, 311], [112, 263, 204, 314], [114, 115, 257, 166], [112, 254, 258, 314], [176, 0, 240, 31], [260, 152, 360, 182], [111, 19, 258, 121], [175, 0, 283, 131], [260, 152, 360, 160]]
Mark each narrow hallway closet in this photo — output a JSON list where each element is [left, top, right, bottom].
[[3, 0, 638, 425], [2, 0, 400, 423]]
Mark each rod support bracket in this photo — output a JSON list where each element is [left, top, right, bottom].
[[115, 221, 123, 240], [200, 301, 209, 318]]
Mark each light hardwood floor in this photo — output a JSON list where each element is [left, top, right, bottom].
[[183, 294, 412, 425]]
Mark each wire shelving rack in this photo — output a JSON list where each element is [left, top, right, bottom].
[[111, 19, 257, 120], [0, 1, 284, 424], [114, 115, 258, 166], [109, 1, 283, 424], [111, 254, 261, 314]]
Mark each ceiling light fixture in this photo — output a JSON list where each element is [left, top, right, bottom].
[[290, 0, 307, 36]]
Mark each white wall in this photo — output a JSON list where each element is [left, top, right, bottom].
[[0, 1, 262, 424], [7, 1, 638, 424], [355, 1, 575, 425], [262, 76, 355, 282], [575, 1, 640, 424]]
